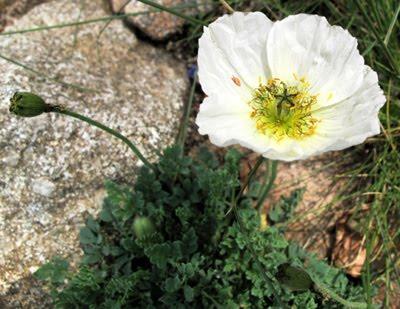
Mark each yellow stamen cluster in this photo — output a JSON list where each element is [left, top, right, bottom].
[[249, 78, 318, 140]]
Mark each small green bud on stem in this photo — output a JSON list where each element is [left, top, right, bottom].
[[9, 92, 53, 117], [133, 217, 155, 239], [9, 91, 155, 170]]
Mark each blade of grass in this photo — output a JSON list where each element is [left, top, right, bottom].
[[0, 53, 97, 93], [383, 2, 400, 46], [218, 0, 234, 13], [136, 0, 206, 26], [97, 1, 209, 40], [97, 0, 133, 40], [0, 9, 185, 36], [355, 0, 399, 75], [176, 71, 197, 151]]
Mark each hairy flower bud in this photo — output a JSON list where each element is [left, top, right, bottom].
[[9, 92, 52, 117], [133, 217, 155, 239]]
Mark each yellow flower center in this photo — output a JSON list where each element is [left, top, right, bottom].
[[249, 78, 318, 140]]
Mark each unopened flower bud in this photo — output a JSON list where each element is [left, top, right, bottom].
[[9, 92, 53, 117], [133, 217, 155, 239]]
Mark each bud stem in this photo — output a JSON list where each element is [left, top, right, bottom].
[[54, 107, 154, 171]]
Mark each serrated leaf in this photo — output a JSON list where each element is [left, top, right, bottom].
[[86, 216, 100, 232], [79, 227, 98, 245], [99, 204, 113, 222], [270, 236, 288, 249], [182, 227, 198, 256], [165, 276, 181, 293], [144, 243, 169, 269], [34, 257, 69, 285], [82, 251, 102, 265], [184, 285, 194, 302]]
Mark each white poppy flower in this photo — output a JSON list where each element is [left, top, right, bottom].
[[195, 12, 386, 161]]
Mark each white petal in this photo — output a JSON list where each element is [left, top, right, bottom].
[[198, 11, 273, 98], [267, 14, 365, 105], [314, 65, 385, 152], [196, 94, 272, 153], [261, 133, 334, 161]]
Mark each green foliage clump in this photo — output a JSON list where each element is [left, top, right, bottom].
[[36, 146, 367, 308]]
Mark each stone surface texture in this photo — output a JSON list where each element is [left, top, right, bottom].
[[0, 0, 188, 306], [110, 0, 211, 41], [0, 0, 51, 32]]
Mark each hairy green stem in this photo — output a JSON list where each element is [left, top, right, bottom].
[[54, 107, 154, 170], [230, 155, 284, 306], [256, 160, 278, 212], [235, 156, 264, 203], [311, 277, 368, 308]]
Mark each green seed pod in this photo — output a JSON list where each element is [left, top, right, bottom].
[[277, 263, 313, 291], [9, 92, 52, 117], [133, 217, 155, 239]]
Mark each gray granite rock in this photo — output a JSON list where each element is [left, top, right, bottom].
[[0, 0, 51, 32], [0, 0, 188, 305], [110, 0, 212, 41]]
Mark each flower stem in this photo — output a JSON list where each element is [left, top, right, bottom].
[[256, 160, 278, 212], [230, 155, 284, 306], [235, 156, 264, 203], [54, 107, 154, 170]]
